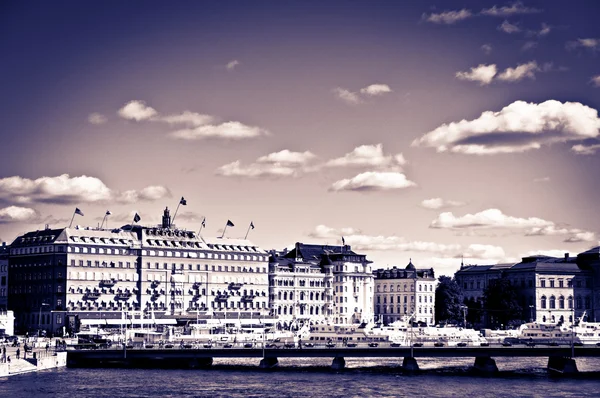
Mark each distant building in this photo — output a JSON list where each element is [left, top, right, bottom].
[[7, 208, 270, 335], [373, 261, 436, 325], [269, 243, 374, 325], [0, 242, 8, 310], [455, 250, 597, 325]]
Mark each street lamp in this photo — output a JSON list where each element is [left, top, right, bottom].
[[39, 302, 49, 336], [529, 305, 534, 323], [461, 305, 468, 328]]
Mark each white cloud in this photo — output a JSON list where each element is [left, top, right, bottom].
[[88, 113, 107, 125], [325, 144, 406, 170], [538, 23, 551, 36], [412, 100, 600, 155], [160, 111, 215, 127], [170, 121, 269, 140], [522, 41, 537, 51], [117, 186, 172, 204], [533, 176, 550, 183], [566, 38, 600, 51], [463, 243, 506, 259], [430, 208, 553, 230], [360, 84, 392, 96], [522, 249, 574, 258], [591, 75, 600, 87], [525, 225, 596, 243], [482, 2, 541, 16], [420, 198, 466, 210], [481, 44, 493, 55], [226, 60, 240, 70], [498, 20, 521, 34], [332, 87, 361, 105], [0, 206, 38, 224], [0, 174, 170, 205], [456, 64, 498, 85], [423, 9, 473, 24], [497, 61, 540, 82], [118, 100, 158, 121], [572, 143, 600, 155], [329, 171, 416, 192], [216, 160, 296, 178], [256, 150, 316, 166]]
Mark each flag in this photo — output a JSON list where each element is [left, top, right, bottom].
[[75, 208, 84, 216], [133, 213, 141, 223], [250, 221, 255, 229], [226, 220, 234, 227], [180, 197, 187, 206], [342, 236, 345, 245], [201, 218, 206, 228], [105, 210, 112, 216]]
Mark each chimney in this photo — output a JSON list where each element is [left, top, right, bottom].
[[564, 252, 569, 262]]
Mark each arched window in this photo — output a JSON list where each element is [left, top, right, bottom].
[[568, 296, 573, 309], [576, 296, 582, 309], [549, 296, 556, 309], [283, 292, 287, 300], [559, 296, 565, 309], [541, 296, 547, 309]]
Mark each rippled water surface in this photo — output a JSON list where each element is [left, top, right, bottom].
[[2, 357, 600, 397]]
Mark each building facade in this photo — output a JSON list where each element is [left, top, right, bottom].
[[0, 242, 8, 310], [455, 250, 597, 325], [7, 208, 270, 335], [373, 261, 436, 325], [269, 243, 374, 325]]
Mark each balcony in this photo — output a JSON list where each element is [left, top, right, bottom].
[[241, 295, 255, 302], [100, 279, 116, 287], [215, 294, 229, 302], [84, 292, 101, 300], [115, 292, 132, 300], [228, 283, 243, 290]]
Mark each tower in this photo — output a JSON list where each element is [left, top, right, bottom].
[[162, 207, 171, 229]]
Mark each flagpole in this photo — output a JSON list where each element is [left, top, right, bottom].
[[197, 217, 205, 237], [100, 214, 108, 229], [172, 202, 181, 225], [68, 210, 76, 228], [244, 223, 252, 240], [221, 222, 228, 239]]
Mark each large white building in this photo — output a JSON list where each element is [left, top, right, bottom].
[[0, 242, 7, 311], [373, 262, 436, 325], [269, 243, 374, 326], [7, 208, 270, 335]]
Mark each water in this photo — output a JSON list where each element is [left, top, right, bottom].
[[2, 357, 600, 397]]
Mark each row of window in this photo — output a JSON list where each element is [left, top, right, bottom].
[[376, 283, 434, 293], [375, 305, 433, 315], [376, 295, 434, 304], [11, 245, 66, 255], [540, 295, 591, 309]]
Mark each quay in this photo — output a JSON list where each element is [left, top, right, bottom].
[[65, 344, 600, 374], [0, 344, 67, 378]]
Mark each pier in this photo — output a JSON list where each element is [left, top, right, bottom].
[[65, 344, 600, 374]]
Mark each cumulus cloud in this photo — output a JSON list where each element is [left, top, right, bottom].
[[422, 9, 473, 24], [170, 121, 269, 140], [160, 111, 215, 127], [117, 186, 172, 204], [0, 174, 170, 205], [497, 61, 540, 82], [481, 44, 493, 55], [332, 87, 362, 105], [325, 144, 406, 170], [412, 100, 600, 155], [0, 206, 39, 224], [216, 161, 296, 178], [481, 2, 541, 16], [537, 23, 551, 36], [420, 198, 466, 210], [566, 38, 600, 51], [456, 64, 498, 85], [360, 84, 392, 96], [463, 244, 506, 259], [572, 143, 600, 155], [118, 100, 158, 121], [430, 208, 595, 242], [88, 113, 107, 125], [329, 171, 416, 192], [256, 150, 316, 166], [526, 225, 596, 243], [498, 20, 521, 34], [521, 249, 573, 258], [226, 60, 240, 70], [430, 208, 553, 230], [591, 75, 600, 87]]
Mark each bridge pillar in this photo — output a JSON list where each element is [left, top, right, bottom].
[[402, 357, 420, 372], [331, 357, 345, 371], [259, 357, 279, 369], [548, 357, 578, 375], [473, 356, 498, 374]]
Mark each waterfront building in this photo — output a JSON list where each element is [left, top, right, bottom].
[[373, 261, 436, 325], [455, 250, 597, 325], [7, 208, 270, 335], [0, 242, 8, 310], [269, 243, 374, 325]]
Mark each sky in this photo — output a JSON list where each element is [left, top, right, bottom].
[[1, 0, 600, 276]]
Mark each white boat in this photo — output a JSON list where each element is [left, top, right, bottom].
[[571, 312, 600, 345], [305, 322, 392, 347], [509, 322, 575, 345]]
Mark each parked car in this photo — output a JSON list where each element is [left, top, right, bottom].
[[457, 342, 467, 347]]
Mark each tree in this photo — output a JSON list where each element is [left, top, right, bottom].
[[435, 276, 464, 325], [483, 277, 523, 328]]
